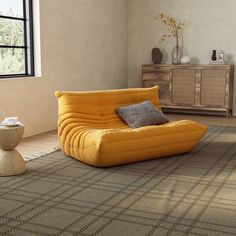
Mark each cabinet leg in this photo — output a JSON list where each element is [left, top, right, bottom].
[[226, 110, 231, 118]]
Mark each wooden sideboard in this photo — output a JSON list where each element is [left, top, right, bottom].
[[142, 64, 234, 116]]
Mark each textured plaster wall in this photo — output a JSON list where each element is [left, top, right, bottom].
[[0, 0, 128, 137], [128, 0, 236, 114], [1, 0, 235, 137]]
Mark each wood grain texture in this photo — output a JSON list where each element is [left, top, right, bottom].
[[142, 64, 234, 116], [17, 130, 59, 161]]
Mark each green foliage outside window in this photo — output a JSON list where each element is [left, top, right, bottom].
[[0, 8, 25, 75]]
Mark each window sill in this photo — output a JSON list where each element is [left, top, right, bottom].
[[0, 76, 42, 81]]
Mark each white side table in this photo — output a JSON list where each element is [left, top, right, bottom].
[[0, 124, 25, 176]]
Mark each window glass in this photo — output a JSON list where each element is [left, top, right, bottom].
[[0, 0, 34, 78], [0, 0, 23, 18], [0, 18, 24, 46], [0, 48, 25, 74]]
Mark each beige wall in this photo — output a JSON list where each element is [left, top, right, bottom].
[[128, 0, 236, 114], [0, 0, 128, 137], [1, 0, 236, 137]]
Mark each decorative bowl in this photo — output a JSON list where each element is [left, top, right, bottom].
[[181, 56, 191, 64]]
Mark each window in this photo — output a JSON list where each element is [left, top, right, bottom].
[[0, 0, 34, 78]]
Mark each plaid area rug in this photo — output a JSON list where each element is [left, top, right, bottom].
[[0, 126, 236, 236], [23, 146, 60, 162]]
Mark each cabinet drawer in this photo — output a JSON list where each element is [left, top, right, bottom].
[[143, 80, 169, 90], [143, 66, 170, 74], [142, 80, 170, 105], [143, 74, 169, 82], [159, 90, 170, 105]]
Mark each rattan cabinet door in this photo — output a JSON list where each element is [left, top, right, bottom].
[[201, 69, 226, 107], [171, 69, 196, 105]]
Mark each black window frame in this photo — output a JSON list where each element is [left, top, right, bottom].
[[0, 0, 34, 79]]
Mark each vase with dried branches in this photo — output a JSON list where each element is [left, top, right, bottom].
[[156, 13, 185, 64]]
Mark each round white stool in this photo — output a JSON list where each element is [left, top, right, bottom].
[[0, 124, 25, 176]]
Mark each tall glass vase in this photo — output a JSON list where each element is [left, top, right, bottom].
[[172, 46, 183, 64]]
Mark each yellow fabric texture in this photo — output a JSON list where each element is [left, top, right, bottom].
[[55, 86, 208, 167]]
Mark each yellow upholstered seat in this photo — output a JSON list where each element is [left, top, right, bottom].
[[55, 86, 208, 167]]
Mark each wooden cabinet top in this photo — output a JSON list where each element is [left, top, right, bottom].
[[142, 64, 234, 69]]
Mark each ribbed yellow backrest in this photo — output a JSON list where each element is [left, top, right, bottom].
[[55, 86, 160, 130]]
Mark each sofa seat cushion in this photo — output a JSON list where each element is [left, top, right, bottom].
[[62, 120, 207, 167]]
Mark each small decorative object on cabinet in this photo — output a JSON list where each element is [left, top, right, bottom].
[[211, 50, 217, 61], [172, 46, 183, 64], [156, 13, 185, 64], [210, 50, 225, 64], [217, 52, 224, 62], [142, 64, 234, 117], [152, 48, 163, 64], [181, 56, 191, 65]]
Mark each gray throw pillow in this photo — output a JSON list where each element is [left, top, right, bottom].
[[116, 101, 169, 128]]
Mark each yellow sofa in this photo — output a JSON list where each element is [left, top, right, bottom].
[[55, 86, 208, 167]]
